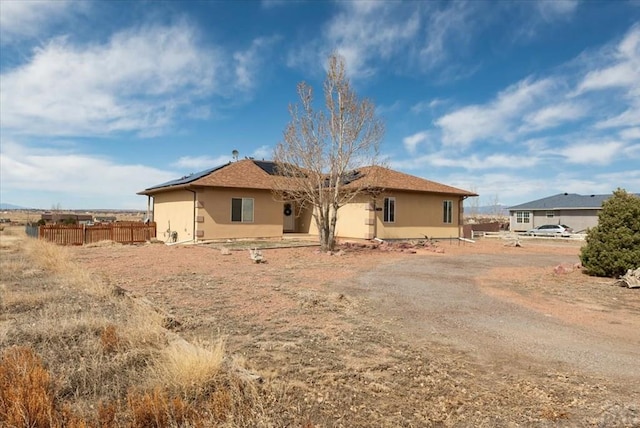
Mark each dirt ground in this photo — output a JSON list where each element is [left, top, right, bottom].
[[70, 238, 640, 427]]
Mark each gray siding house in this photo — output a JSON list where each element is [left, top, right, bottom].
[[508, 193, 614, 233]]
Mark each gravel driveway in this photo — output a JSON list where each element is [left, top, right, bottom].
[[347, 251, 640, 383], [70, 239, 640, 425]]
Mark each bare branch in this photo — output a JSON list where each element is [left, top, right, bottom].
[[273, 53, 384, 251]]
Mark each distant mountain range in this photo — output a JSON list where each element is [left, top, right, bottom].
[[0, 203, 145, 212], [464, 204, 509, 216], [0, 203, 29, 210]]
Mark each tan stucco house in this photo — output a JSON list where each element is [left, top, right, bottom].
[[138, 159, 477, 242]]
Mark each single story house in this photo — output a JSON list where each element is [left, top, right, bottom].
[[138, 159, 477, 242], [41, 212, 94, 225], [508, 192, 637, 233]]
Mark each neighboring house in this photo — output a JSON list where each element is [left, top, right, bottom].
[[94, 216, 117, 223], [41, 212, 94, 225], [508, 192, 634, 233], [137, 159, 477, 242]]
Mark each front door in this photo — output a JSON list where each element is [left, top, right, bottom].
[[283, 202, 295, 232]]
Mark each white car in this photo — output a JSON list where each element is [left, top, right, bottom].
[[525, 224, 573, 237]]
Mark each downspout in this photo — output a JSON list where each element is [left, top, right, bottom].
[[186, 189, 197, 243]]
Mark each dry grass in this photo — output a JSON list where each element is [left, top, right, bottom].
[[0, 235, 271, 427], [0, 346, 58, 427], [152, 339, 225, 398]]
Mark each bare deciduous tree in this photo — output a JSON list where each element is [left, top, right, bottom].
[[273, 54, 384, 251]]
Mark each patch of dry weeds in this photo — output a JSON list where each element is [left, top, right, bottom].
[[0, 236, 275, 426]]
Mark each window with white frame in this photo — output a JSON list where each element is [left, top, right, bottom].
[[546, 211, 555, 218], [383, 197, 395, 223], [231, 198, 254, 222], [516, 211, 530, 224], [443, 200, 453, 224]]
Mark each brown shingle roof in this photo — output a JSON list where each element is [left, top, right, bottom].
[[191, 159, 277, 189], [355, 166, 477, 196], [139, 160, 476, 197]]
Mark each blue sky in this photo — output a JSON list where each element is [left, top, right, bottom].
[[1, 0, 639, 210]]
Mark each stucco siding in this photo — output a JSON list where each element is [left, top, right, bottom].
[[510, 209, 600, 232], [305, 195, 372, 239], [306, 192, 464, 239], [556, 210, 599, 232], [509, 211, 533, 232], [153, 191, 195, 242], [153, 187, 466, 241], [511, 209, 599, 233], [296, 205, 314, 234], [334, 198, 371, 239], [196, 188, 283, 239], [375, 192, 462, 239]]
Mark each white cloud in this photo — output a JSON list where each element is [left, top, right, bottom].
[[287, 2, 477, 79], [595, 106, 640, 129], [620, 127, 640, 140], [535, 0, 579, 21], [402, 131, 430, 154], [323, 2, 421, 78], [0, 140, 176, 208], [1, 22, 274, 139], [436, 77, 555, 146], [0, 0, 75, 44], [0, 22, 221, 137], [512, 0, 580, 41], [441, 171, 549, 206], [411, 98, 445, 114], [392, 152, 540, 171], [376, 101, 402, 116], [435, 153, 540, 170], [521, 102, 587, 132], [233, 36, 280, 92], [286, 2, 419, 79], [561, 141, 625, 165], [261, 0, 292, 9], [577, 24, 640, 94], [594, 169, 640, 192], [418, 2, 476, 70], [251, 145, 272, 160], [172, 155, 232, 170], [578, 62, 639, 93], [624, 143, 640, 159], [286, 1, 585, 81], [172, 146, 272, 170]]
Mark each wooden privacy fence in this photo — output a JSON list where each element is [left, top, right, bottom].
[[35, 222, 156, 246]]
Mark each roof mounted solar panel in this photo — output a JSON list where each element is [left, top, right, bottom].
[[145, 163, 230, 190]]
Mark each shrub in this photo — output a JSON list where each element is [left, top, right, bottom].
[[61, 217, 77, 225], [580, 189, 640, 277], [0, 347, 58, 427]]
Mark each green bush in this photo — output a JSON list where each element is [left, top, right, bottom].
[[580, 189, 640, 277], [61, 217, 77, 225]]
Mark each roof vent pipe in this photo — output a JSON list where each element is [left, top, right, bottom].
[[563, 192, 568, 195]]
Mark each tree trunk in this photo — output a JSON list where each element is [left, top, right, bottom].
[[315, 206, 333, 252], [327, 206, 338, 251]]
